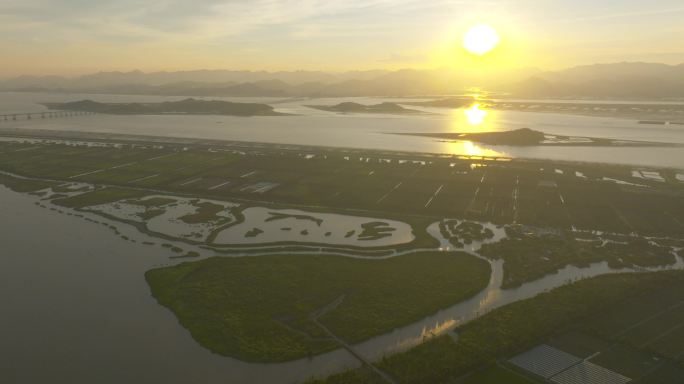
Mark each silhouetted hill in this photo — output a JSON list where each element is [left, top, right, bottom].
[[307, 102, 424, 114], [0, 68, 534, 97], [404, 128, 547, 145], [406, 98, 474, 108], [508, 62, 684, 98], [43, 99, 286, 116], [399, 128, 681, 147], [0, 69, 387, 89]]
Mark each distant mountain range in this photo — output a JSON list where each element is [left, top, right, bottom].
[[507, 62, 684, 99], [0, 68, 501, 97], [2, 62, 683, 99]]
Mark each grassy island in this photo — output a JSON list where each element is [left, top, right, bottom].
[[145, 251, 490, 362]]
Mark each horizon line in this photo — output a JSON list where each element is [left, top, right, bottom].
[[2, 60, 684, 80]]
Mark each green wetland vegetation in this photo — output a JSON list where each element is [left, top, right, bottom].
[[440, 220, 496, 247], [53, 187, 146, 208], [312, 271, 684, 384], [1, 137, 684, 383], [145, 251, 490, 362], [0, 173, 56, 192], [480, 227, 677, 288], [179, 201, 233, 224]]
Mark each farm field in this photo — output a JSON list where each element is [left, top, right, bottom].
[[461, 366, 538, 384], [312, 271, 684, 384], [504, 271, 684, 383], [0, 137, 683, 238]]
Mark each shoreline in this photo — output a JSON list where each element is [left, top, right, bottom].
[[2, 127, 683, 172]]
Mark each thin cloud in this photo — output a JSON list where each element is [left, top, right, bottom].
[[559, 6, 684, 23]]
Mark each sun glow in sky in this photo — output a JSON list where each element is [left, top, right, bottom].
[[463, 25, 500, 56], [1, 1, 684, 76]]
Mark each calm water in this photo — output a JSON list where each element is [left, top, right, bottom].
[[1, 92, 683, 168], [0, 186, 360, 384]]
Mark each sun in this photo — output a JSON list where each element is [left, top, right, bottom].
[[463, 24, 500, 56]]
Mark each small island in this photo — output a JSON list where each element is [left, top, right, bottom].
[[43, 98, 287, 117], [307, 102, 425, 115], [396, 128, 682, 147]]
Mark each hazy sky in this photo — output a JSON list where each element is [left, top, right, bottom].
[[1, 0, 683, 76]]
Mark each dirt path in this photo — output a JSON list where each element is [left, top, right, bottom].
[[311, 295, 398, 384]]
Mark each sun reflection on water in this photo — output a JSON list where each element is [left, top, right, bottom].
[[449, 101, 498, 134], [439, 99, 509, 158], [464, 103, 488, 126], [442, 140, 505, 158]]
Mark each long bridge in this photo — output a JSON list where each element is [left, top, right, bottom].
[[0, 111, 96, 121]]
